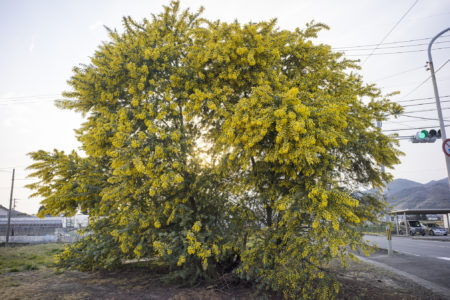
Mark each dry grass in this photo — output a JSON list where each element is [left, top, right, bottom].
[[0, 243, 64, 274], [0, 244, 444, 299]]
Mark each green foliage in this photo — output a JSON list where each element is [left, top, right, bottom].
[[0, 243, 64, 274], [26, 2, 402, 298]]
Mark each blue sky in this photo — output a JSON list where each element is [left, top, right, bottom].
[[1, 0, 450, 214]]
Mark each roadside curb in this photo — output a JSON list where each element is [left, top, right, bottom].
[[355, 254, 450, 300], [411, 237, 450, 242], [364, 233, 450, 242]]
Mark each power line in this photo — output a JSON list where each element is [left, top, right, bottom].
[[401, 99, 450, 107], [361, 0, 419, 64], [335, 39, 450, 52], [0, 98, 57, 104], [394, 95, 450, 103], [399, 114, 450, 122], [404, 106, 450, 114], [0, 100, 57, 106], [385, 120, 434, 129], [346, 46, 450, 56], [383, 124, 450, 132], [333, 35, 450, 50], [387, 117, 446, 123], [373, 65, 424, 82], [400, 58, 450, 99], [0, 94, 59, 100]]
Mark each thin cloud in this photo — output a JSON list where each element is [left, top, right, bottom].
[[29, 36, 36, 53], [89, 21, 104, 31]]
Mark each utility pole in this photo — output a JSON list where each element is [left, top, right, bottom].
[[5, 169, 15, 247], [378, 121, 393, 256], [13, 198, 19, 217], [428, 27, 450, 188]]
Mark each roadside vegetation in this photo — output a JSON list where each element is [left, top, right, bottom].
[[0, 243, 64, 274], [0, 244, 439, 299]]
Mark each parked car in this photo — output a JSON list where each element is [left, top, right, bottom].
[[398, 220, 425, 236], [424, 223, 448, 236]]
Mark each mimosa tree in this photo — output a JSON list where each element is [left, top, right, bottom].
[[27, 2, 402, 298]]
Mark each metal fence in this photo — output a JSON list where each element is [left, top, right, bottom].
[[362, 224, 387, 235]]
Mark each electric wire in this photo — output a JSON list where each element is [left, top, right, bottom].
[[404, 106, 450, 114], [334, 39, 450, 51], [394, 95, 450, 103], [333, 35, 450, 50], [346, 46, 450, 56], [383, 124, 449, 132], [398, 114, 450, 122], [373, 66, 424, 82], [400, 99, 450, 107], [384, 120, 436, 129], [0, 94, 59, 100], [386, 118, 447, 123], [400, 58, 450, 99], [361, 0, 419, 64]]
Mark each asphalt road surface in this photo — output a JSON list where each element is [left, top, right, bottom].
[[363, 235, 450, 293], [364, 235, 450, 261]]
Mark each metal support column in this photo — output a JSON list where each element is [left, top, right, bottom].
[[428, 27, 450, 188], [395, 213, 399, 235], [404, 212, 408, 236]]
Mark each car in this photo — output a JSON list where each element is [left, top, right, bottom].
[[424, 223, 448, 236], [398, 220, 425, 236]]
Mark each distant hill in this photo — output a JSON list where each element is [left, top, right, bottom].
[[385, 178, 450, 209]]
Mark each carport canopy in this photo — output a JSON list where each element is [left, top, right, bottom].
[[389, 208, 450, 235], [390, 208, 450, 215]]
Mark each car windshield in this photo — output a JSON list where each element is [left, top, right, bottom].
[[428, 224, 438, 228], [409, 221, 421, 227]]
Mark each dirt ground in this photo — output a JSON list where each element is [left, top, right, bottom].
[[0, 245, 443, 300], [0, 258, 443, 300]]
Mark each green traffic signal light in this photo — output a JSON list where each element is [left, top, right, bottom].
[[419, 130, 428, 139]]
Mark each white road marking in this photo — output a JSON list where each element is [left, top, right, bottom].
[[400, 251, 421, 257]]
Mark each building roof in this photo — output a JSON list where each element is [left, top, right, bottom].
[[390, 209, 450, 215], [0, 205, 30, 217], [0, 217, 62, 225]]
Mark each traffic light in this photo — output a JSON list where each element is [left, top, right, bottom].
[[412, 129, 441, 143]]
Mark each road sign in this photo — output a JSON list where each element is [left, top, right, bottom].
[[443, 139, 450, 157]]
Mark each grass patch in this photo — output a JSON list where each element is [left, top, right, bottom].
[[0, 243, 65, 274]]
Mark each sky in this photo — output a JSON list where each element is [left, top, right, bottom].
[[1, 0, 449, 214]]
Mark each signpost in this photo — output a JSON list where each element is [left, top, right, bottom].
[[386, 224, 393, 256], [443, 138, 450, 158]]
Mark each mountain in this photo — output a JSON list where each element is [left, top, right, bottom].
[[385, 178, 450, 209], [385, 179, 422, 195]]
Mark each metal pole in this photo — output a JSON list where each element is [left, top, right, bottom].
[[404, 212, 408, 236], [428, 27, 450, 188], [447, 213, 450, 230], [379, 120, 393, 255], [386, 224, 393, 256], [395, 214, 399, 235], [5, 168, 15, 247], [385, 215, 393, 256]]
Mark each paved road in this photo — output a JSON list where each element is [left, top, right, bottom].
[[362, 235, 450, 295], [364, 235, 450, 261]]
